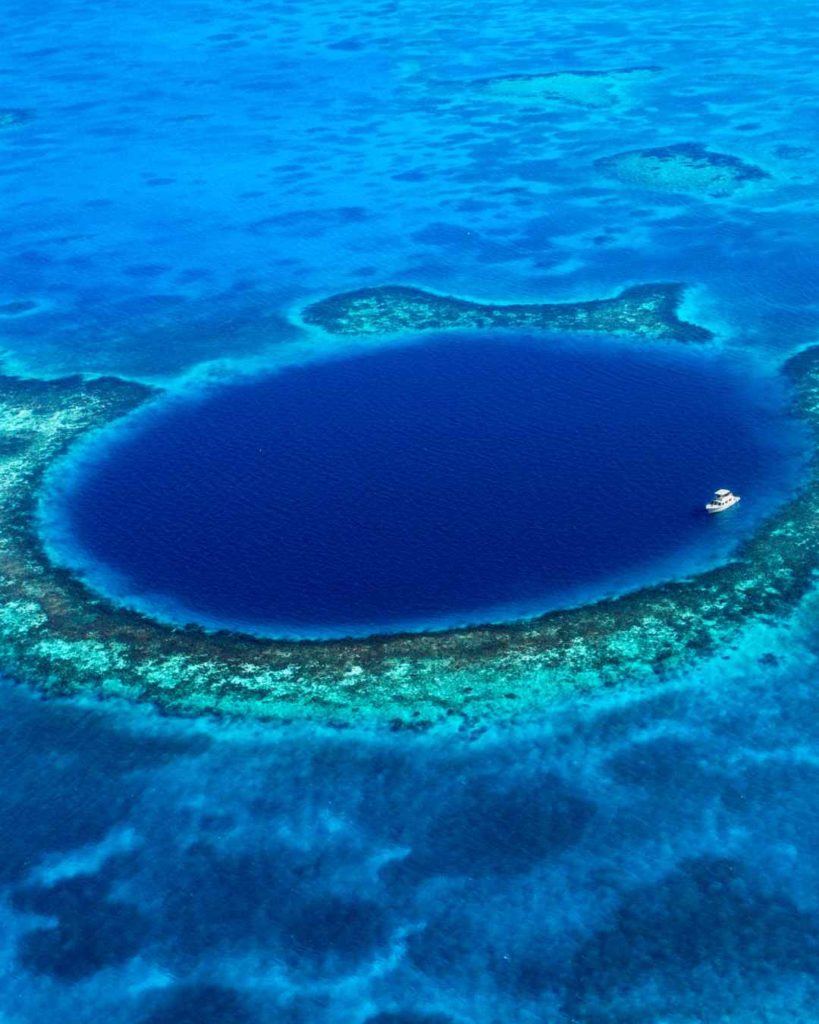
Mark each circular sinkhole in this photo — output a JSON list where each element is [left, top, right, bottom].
[[39, 333, 806, 639]]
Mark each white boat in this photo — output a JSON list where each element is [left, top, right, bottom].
[[705, 488, 741, 514]]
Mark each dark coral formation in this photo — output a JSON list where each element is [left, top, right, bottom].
[[596, 142, 770, 197], [0, 300, 38, 317], [140, 986, 254, 1024], [564, 857, 819, 1020], [302, 283, 712, 343], [0, 108, 34, 129], [13, 871, 148, 981], [0, 336, 815, 725], [386, 772, 595, 882]]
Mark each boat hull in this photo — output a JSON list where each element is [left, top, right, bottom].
[[706, 495, 741, 513]]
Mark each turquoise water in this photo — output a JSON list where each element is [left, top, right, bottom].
[[3, 0, 819, 1021]]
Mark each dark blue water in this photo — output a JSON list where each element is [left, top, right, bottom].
[[49, 334, 800, 637]]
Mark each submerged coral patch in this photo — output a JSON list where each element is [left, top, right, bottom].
[[13, 872, 147, 981], [564, 857, 819, 1019], [140, 985, 254, 1024], [596, 142, 770, 197], [468, 66, 661, 109], [388, 771, 596, 881], [0, 301, 39, 317], [0, 108, 34, 129], [302, 283, 712, 342]]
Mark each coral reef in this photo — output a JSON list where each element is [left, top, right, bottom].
[[0, 108, 33, 129], [0, 301, 38, 317], [596, 142, 770, 197], [0, 336, 815, 726], [468, 66, 661, 109], [302, 283, 712, 343]]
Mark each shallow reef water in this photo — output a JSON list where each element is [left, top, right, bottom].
[[4, 623, 819, 1023], [2, 0, 819, 1020]]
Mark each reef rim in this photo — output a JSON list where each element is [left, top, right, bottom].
[[1, 287, 817, 728]]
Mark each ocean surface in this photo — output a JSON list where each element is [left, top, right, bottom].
[[2, 0, 819, 1021], [43, 333, 804, 638]]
